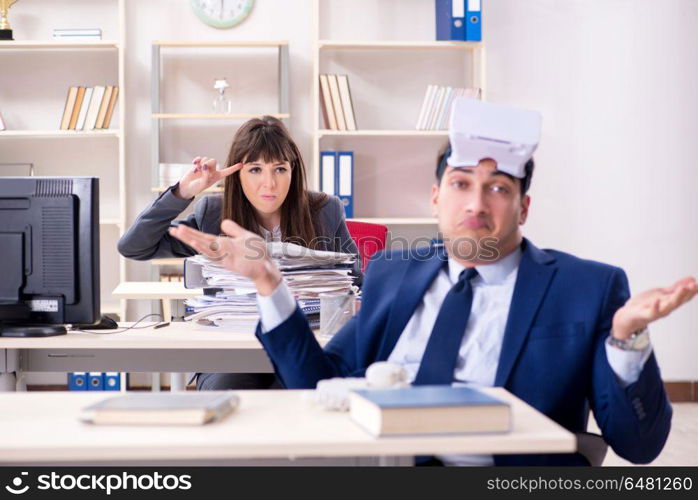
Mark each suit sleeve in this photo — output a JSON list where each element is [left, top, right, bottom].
[[589, 268, 672, 463], [255, 306, 359, 389], [117, 184, 202, 260]]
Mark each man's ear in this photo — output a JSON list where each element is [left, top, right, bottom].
[[519, 194, 531, 225], [430, 183, 440, 217]]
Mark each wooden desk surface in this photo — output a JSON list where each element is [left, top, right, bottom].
[[0, 388, 575, 463], [0, 322, 328, 350], [112, 281, 202, 300]]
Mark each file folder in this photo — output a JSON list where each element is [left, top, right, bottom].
[[337, 151, 354, 218], [103, 372, 121, 391], [68, 372, 88, 391], [435, 0, 467, 41], [88, 372, 105, 391], [320, 151, 337, 196], [465, 0, 482, 41]]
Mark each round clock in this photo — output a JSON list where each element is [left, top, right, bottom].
[[190, 0, 254, 29]]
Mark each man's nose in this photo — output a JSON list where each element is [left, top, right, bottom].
[[464, 188, 487, 213]]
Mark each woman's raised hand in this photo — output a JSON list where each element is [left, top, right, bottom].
[[174, 157, 242, 199]]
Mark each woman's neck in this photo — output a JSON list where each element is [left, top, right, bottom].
[[256, 211, 281, 232]]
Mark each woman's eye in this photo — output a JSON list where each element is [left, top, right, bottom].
[[248, 167, 261, 173], [275, 167, 288, 173]]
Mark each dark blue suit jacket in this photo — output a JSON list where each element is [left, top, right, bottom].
[[256, 239, 672, 465]]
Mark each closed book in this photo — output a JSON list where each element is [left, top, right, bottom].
[[428, 86, 447, 130], [336, 75, 357, 131], [75, 87, 93, 130], [59, 86, 79, 130], [327, 74, 346, 131], [349, 386, 511, 437], [102, 86, 119, 129], [84, 85, 106, 130], [79, 392, 240, 425], [319, 74, 338, 130], [68, 86, 85, 130], [416, 85, 435, 130], [94, 86, 113, 129]]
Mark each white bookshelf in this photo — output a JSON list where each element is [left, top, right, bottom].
[[0, 130, 120, 138], [0, 0, 127, 320], [0, 41, 120, 49], [311, 0, 485, 228], [317, 130, 449, 138], [152, 113, 290, 120]]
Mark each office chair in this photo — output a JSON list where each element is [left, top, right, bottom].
[[346, 221, 388, 272]]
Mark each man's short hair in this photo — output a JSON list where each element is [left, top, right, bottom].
[[435, 143, 535, 195]]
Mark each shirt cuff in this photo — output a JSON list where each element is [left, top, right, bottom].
[[256, 279, 297, 333], [605, 336, 653, 388]]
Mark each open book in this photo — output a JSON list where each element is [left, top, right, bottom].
[[80, 392, 239, 425]]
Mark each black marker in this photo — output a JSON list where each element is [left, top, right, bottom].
[[154, 322, 170, 329]]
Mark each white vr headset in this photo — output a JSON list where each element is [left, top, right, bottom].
[[447, 98, 543, 178]]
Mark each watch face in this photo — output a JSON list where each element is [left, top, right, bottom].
[[632, 330, 650, 350], [190, 0, 254, 29]]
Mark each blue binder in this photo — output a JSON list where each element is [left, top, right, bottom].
[[103, 372, 121, 391], [88, 372, 104, 391], [435, 0, 466, 41], [337, 151, 354, 218], [68, 372, 88, 391], [465, 0, 482, 41]]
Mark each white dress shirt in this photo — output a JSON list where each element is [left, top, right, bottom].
[[257, 248, 652, 466]]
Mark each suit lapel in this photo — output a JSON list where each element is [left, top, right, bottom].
[[375, 249, 445, 361], [495, 239, 557, 387]]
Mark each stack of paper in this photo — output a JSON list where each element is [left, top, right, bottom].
[[184, 241, 357, 330]]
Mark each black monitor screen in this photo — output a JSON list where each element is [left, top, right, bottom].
[[0, 177, 99, 336]]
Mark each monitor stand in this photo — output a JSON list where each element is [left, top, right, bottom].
[[0, 325, 67, 337]]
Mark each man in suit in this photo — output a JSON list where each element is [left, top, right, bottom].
[[170, 101, 696, 466]]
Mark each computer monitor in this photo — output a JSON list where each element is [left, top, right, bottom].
[[0, 177, 100, 337]]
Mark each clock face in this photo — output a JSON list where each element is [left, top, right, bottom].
[[190, 0, 254, 29]]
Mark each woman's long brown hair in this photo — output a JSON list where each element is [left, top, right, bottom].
[[222, 116, 327, 249]]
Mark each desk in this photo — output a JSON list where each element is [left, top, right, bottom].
[[0, 322, 326, 392], [0, 388, 576, 465]]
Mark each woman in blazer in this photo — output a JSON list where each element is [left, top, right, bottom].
[[118, 116, 360, 390]]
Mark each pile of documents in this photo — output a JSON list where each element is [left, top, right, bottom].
[[184, 241, 358, 331]]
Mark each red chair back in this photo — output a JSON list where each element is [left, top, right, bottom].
[[346, 221, 388, 272]]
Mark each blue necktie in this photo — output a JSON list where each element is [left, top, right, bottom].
[[413, 267, 478, 386]]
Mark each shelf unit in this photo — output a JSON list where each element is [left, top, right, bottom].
[[0, 0, 127, 320], [149, 40, 290, 283], [311, 0, 485, 228]]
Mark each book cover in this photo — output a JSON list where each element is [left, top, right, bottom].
[[327, 74, 346, 131], [68, 86, 86, 130], [350, 385, 511, 437], [94, 86, 113, 129], [102, 86, 119, 129], [336, 75, 357, 131], [75, 87, 93, 130], [319, 74, 338, 130], [84, 85, 106, 130], [59, 86, 79, 130], [79, 392, 240, 425], [416, 85, 436, 130]]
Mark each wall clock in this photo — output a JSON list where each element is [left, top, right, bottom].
[[190, 0, 254, 29]]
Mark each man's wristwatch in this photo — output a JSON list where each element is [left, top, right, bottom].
[[607, 327, 650, 351]]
